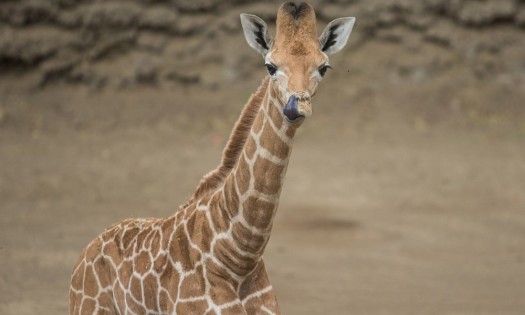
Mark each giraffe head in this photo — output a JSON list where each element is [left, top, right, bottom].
[[240, 1, 355, 125]]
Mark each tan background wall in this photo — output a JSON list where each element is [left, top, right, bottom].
[[1, 1, 525, 314]]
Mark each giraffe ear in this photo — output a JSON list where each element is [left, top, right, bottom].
[[240, 13, 271, 56], [319, 17, 356, 56]]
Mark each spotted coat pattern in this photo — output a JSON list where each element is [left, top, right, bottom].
[[69, 82, 298, 315]]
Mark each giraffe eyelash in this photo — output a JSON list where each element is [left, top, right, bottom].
[[265, 63, 278, 76], [318, 64, 332, 77]]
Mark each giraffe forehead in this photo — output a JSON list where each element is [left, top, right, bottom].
[[271, 42, 326, 69], [284, 39, 319, 56], [272, 1, 324, 64]]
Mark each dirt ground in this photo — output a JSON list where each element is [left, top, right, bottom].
[[1, 30, 525, 315]]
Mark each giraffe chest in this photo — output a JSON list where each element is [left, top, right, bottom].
[[108, 213, 241, 314], [71, 196, 281, 315]]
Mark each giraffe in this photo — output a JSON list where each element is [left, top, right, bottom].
[[69, 2, 355, 314]]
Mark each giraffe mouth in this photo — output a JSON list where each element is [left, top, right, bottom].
[[283, 94, 311, 123]]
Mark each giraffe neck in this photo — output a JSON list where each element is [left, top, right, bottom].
[[213, 80, 297, 276]]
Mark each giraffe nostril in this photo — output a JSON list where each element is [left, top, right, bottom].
[[294, 91, 310, 103]]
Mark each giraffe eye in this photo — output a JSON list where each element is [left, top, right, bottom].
[[265, 63, 277, 76], [318, 64, 332, 77]]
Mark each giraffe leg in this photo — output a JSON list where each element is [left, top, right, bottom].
[[239, 261, 281, 315]]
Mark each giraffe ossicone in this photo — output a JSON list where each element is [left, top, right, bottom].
[[70, 2, 355, 314]]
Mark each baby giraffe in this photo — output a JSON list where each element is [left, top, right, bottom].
[[69, 2, 355, 314]]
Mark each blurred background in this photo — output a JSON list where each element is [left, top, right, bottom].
[[1, 0, 525, 314]]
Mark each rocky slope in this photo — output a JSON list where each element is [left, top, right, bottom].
[[1, 0, 524, 89]]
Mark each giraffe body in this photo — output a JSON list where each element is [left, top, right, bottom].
[[70, 212, 277, 314], [70, 2, 355, 314]]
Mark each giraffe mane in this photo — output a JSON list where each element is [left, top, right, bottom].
[[181, 76, 270, 209]]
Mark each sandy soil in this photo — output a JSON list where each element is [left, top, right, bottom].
[[1, 39, 525, 314]]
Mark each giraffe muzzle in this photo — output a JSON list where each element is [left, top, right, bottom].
[[283, 93, 312, 123]]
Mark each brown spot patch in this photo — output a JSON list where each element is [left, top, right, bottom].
[[93, 257, 111, 288], [176, 300, 209, 314], [71, 260, 85, 290], [245, 135, 257, 160], [222, 177, 239, 218], [221, 304, 244, 315], [149, 230, 161, 257], [130, 276, 142, 301], [69, 291, 81, 315], [253, 156, 285, 195], [232, 222, 267, 254], [189, 211, 213, 253], [207, 272, 238, 306], [235, 154, 251, 195], [101, 228, 116, 242], [161, 217, 175, 249], [260, 122, 289, 159], [252, 111, 264, 134], [205, 259, 234, 287], [286, 125, 296, 138], [126, 292, 146, 314], [118, 260, 132, 286], [113, 284, 126, 314], [135, 251, 151, 274], [213, 239, 256, 276], [270, 84, 281, 101], [153, 253, 167, 273], [121, 227, 139, 249], [99, 291, 113, 309], [243, 288, 278, 315], [135, 229, 150, 249], [103, 243, 120, 263], [85, 239, 101, 261], [169, 226, 200, 271], [184, 211, 197, 238], [159, 289, 173, 313], [143, 229, 156, 249], [268, 100, 283, 129], [160, 261, 180, 302], [209, 202, 229, 234], [81, 298, 96, 315], [143, 273, 159, 310], [242, 196, 275, 230], [180, 265, 206, 298], [239, 261, 271, 298], [84, 264, 98, 297]]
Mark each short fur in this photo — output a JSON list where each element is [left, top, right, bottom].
[[275, 1, 317, 44], [182, 77, 270, 208], [282, 1, 311, 21]]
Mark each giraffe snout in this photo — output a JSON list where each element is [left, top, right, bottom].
[[295, 92, 311, 103], [295, 91, 312, 119], [283, 92, 312, 123]]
